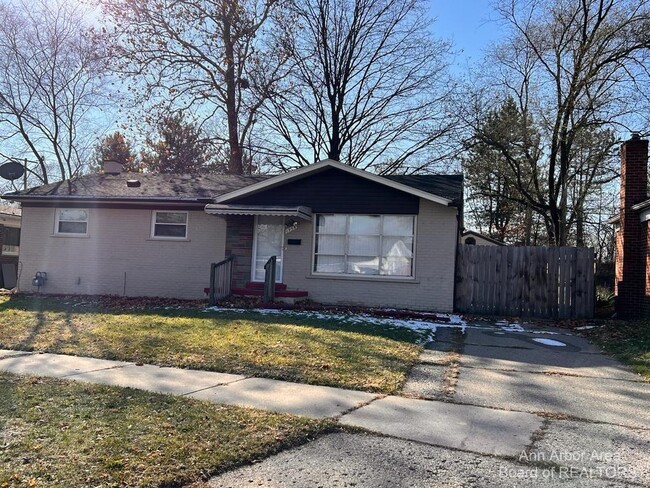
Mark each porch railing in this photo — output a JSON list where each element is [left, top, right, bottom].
[[209, 255, 235, 305], [263, 255, 277, 303]]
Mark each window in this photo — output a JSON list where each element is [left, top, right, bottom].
[[55, 209, 88, 236], [2, 227, 20, 255], [151, 211, 188, 239], [314, 214, 415, 277]]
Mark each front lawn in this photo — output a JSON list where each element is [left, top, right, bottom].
[[0, 373, 331, 487], [0, 295, 421, 394], [581, 320, 650, 380]]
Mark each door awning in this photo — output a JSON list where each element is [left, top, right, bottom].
[[204, 204, 313, 220]]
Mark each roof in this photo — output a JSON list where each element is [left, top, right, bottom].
[[2, 162, 463, 207], [3, 173, 270, 202], [215, 159, 461, 206], [385, 174, 463, 207], [462, 230, 505, 246]]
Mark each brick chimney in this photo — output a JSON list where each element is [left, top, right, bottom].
[[615, 133, 649, 316]]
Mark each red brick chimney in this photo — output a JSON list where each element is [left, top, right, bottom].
[[615, 133, 649, 316]]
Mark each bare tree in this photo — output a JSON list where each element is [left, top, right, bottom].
[[98, 0, 291, 175], [258, 0, 458, 173], [0, 0, 107, 185], [465, 0, 650, 246]]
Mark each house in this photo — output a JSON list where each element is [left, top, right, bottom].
[[1, 159, 463, 311], [0, 205, 21, 289], [461, 230, 505, 246], [610, 133, 649, 317]]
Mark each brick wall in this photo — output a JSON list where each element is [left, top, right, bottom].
[[615, 135, 649, 317], [224, 216, 254, 288], [18, 207, 226, 299], [281, 199, 459, 312]]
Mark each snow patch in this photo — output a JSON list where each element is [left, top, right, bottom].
[[204, 307, 470, 343], [501, 323, 526, 332], [575, 325, 597, 330], [533, 338, 566, 347]]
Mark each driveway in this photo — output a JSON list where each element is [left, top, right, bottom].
[[208, 319, 650, 487]]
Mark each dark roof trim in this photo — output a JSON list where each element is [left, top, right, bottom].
[[4, 195, 214, 204], [215, 159, 453, 206], [631, 199, 650, 211]]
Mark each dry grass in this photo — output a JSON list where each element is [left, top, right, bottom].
[[0, 373, 333, 488], [0, 295, 422, 394]]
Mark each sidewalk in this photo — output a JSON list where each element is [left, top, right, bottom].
[[0, 349, 542, 457]]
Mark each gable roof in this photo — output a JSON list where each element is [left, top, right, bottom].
[[2, 160, 463, 207], [215, 159, 460, 206]]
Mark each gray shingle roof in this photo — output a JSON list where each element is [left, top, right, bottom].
[[3, 171, 463, 206], [386, 174, 463, 207], [3, 173, 271, 201]]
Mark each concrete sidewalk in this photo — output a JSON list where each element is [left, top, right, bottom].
[[0, 349, 543, 457]]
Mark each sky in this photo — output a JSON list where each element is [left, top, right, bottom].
[[427, 1, 503, 70]]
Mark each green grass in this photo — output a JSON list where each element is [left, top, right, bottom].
[[0, 295, 421, 394], [0, 373, 332, 487], [582, 321, 650, 380]]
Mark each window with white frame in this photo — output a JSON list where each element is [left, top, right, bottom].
[[314, 214, 415, 277], [55, 208, 88, 236], [151, 211, 188, 239]]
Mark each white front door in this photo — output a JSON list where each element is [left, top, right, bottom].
[[252, 215, 284, 282]]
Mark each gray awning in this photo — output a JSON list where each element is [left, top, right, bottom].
[[204, 204, 312, 220]]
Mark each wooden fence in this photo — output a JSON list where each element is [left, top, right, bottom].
[[454, 245, 595, 319]]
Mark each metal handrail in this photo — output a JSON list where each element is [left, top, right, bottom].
[[263, 256, 277, 303], [209, 255, 235, 305]]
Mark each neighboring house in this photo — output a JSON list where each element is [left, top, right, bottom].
[[0, 205, 21, 289], [461, 230, 505, 246], [609, 134, 649, 317], [2, 159, 463, 311]]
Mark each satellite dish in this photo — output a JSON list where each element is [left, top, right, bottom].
[[0, 161, 25, 181]]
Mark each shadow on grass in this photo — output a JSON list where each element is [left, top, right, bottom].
[[0, 294, 426, 344]]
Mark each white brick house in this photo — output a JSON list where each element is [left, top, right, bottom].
[[3, 160, 463, 311]]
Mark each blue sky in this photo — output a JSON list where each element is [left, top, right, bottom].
[[428, 1, 503, 69]]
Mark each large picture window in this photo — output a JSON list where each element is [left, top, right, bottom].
[[55, 209, 88, 236], [151, 211, 188, 239], [314, 214, 415, 277]]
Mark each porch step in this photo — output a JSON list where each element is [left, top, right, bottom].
[[245, 282, 288, 291], [232, 288, 308, 298]]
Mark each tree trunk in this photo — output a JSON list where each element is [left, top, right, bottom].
[[224, 16, 243, 175], [328, 109, 341, 161], [576, 206, 584, 247]]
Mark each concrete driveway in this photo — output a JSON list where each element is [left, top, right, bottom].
[[208, 319, 649, 487]]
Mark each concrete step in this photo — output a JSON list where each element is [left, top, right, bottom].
[[232, 288, 308, 298], [245, 282, 288, 291]]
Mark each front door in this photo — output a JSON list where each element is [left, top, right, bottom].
[[252, 215, 284, 282]]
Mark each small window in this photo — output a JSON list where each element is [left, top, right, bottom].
[[2, 227, 20, 255], [151, 211, 188, 239], [55, 208, 88, 236]]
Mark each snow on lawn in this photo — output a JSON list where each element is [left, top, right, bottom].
[[532, 338, 567, 347], [204, 307, 468, 343]]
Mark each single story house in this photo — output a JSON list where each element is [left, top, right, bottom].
[[0, 205, 21, 289], [460, 230, 505, 246], [609, 133, 649, 317], [2, 159, 463, 311]]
